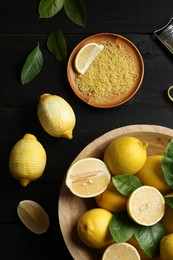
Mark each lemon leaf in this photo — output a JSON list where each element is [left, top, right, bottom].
[[64, 0, 86, 27], [38, 0, 64, 18], [162, 138, 173, 189], [21, 43, 43, 85], [47, 29, 67, 61], [112, 174, 142, 197], [164, 196, 173, 207], [135, 222, 165, 257], [109, 211, 136, 242]]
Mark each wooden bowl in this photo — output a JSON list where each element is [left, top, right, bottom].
[[58, 124, 173, 260], [67, 33, 144, 108]]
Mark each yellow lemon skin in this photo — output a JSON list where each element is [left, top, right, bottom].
[[160, 233, 173, 260], [136, 155, 171, 194], [9, 134, 47, 187], [37, 93, 76, 139], [77, 208, 114, 249], [162, 204, 173, 234], [95, 180, 127, 213], [103, 136, 148, 175]]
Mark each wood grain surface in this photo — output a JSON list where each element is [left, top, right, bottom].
[[1, 0, 173, 259], [59, 124, 173, 260]]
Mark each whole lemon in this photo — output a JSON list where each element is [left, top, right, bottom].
[[9, 134, 47, 187], [77, 208, 113, 249], [160, 233, 173, 260], [95, 180, 127, 213], [37, 93, 76, 139], [162, 203, 173, 234], [104, 136, 148, 175], [136, 155, 171, 194]]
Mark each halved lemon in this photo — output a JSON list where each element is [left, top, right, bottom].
[[127, 185, 165, 226], [74, 42, 104, 74], [65, 157, 111, 198], [102, 242, 141, 260]]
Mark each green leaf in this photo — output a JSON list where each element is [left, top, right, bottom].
[[112, 174, 142, 197], [64, 0, 86, 27], [135, 222, 165, 257], [161, 138, 173, 189], [164, 196, 173, 207], [39, 0, 64, 18], [109, 211, 136, 242], [21, 43, 43, 85], [47, 29, 67, 61]]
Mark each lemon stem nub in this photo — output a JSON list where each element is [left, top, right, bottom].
[[20, 178, 31, 187], [61, 130, 73, 139], [142, 141, 148, 149]]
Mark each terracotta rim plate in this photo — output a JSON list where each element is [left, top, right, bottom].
[[58, 124, 173, 260], [67, 33, 144, 108]]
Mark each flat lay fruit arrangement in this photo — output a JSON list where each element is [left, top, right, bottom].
[[4, 0, 173, 259], [64, 132, 173, 260]]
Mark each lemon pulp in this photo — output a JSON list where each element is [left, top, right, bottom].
[[102, 242, 141, 260], [65, 157, 111, 198], [74, 43, 104, 74], [127, 185, 165, 226]]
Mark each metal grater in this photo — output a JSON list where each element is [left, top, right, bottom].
[[154, 18, 173, 54]]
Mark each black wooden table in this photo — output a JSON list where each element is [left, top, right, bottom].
[[1, 0, 173, 259]]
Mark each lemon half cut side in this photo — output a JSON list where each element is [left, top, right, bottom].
[[102, 242, 141, 260], [65, 157, 111, 198], [127, 185, 165, 226], [74, 43, 104, 74]]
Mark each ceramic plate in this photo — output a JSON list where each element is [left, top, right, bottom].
[[67, 33, 144, 108], [58, 124, 173, 260]]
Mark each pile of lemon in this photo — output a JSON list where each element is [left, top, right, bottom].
[[65, 135, 173, 260]]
